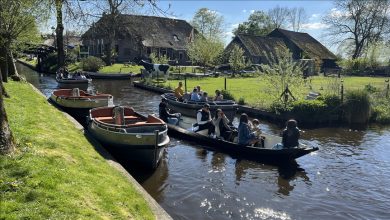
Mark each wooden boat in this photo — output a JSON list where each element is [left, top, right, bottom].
[[167, 116, 318, 165], [84, 71, 134, 80], [87, 106, 170, 169], [50, 88, 114, 110], [161, 93, 239, 122]]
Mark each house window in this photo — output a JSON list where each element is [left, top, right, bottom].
[[173, 35, 179, 42], [179, 52, 183, 60]]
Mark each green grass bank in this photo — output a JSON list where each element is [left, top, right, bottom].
[[1, 81, 155, 219]]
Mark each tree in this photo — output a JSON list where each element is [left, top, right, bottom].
[[289, 7, 306, 32], [228, 45, 249, 76], [260, 48, 305, 101], [187, 36, 224, 74], [267, 6, 290, 29], [233, 11, 274, 36], [191, 8, 225, 40], [323, 0, 390, 59], [0, 71, 15, 154]]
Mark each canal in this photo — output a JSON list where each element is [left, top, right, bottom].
[[18, 63, 390, 220]]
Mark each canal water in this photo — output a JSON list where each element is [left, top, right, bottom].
[[18, 63, 390, 220]]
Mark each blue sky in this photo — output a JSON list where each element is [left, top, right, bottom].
[[156, 0, 336, 50]]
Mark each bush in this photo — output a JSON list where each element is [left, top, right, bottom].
[[343, 90, 371, 124], [238, 97, 245, 105], [371, 97, 390, 124], [41, 52, 58, 72], [80, 56, 105, 72], [338, 58, 371, 76], [221, 90, 235, 101], [290, 99, 328, 120]]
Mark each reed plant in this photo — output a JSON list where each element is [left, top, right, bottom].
[[343, 90, 371, 125]]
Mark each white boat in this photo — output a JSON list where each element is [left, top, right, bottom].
[[50, 88, 113, 109], [87, 106, 170, 169]]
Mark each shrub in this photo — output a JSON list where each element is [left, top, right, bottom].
[[80, 56, 105, 72], [41, 52, 58, 72], [343, 90, 371, 124], [290, 99, 328, 121], [364, 84, 378, 93], [370, 97, 390, 124], [221, 90, 235, 101], [238, 97, 245, 105]]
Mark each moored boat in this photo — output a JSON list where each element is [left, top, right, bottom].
[[84, 71, 134, 80], [50, 88, 114, 109], [87, 106, 170, 168], [56, 69, 91, 90], [167, 116, 318, 164], [161, 93, 239, 122]]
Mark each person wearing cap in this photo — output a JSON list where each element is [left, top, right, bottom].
[[159, 98, 181, 125], [196, 103, 215, 136], [174, 81, 184, 101]]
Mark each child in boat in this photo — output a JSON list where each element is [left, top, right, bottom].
[[251, 119, 262, 138]]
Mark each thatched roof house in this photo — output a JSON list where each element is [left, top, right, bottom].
[[82, 14, 197, 64], [224, 34, 288, 64], [224, 28, 338, 73]]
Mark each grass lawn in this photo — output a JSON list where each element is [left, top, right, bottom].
[[1, 81, 155, 219], [19, 57, 37, 66], [99, 64, 143, 74], [162, 75, 390, 110]]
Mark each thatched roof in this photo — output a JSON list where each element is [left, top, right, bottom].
[[83, 14, 196, 50], [268, 28, 336, 60], [234, 34, 288, 57]]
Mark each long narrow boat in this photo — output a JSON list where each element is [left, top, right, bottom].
[[161, 93, 239, 122], [84, 71, 134, 80], [50, 88, 113, 110], [167, 116, 318, 165], [87, 106, 170, 169]]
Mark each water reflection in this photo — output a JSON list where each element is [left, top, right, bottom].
[[277, 165, 310, 196]]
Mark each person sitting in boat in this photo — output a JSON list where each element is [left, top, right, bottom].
[[281, 119, 300, 148], [200, 92, 209, 102], [190, 88, 201, 101], [251, 119, 262, 138], [174, 81, 184, 101], [196, 103, 215, 137], [238, 113, 260, 146], [196, 85, 203, 96], [159, 98, 181, 125], [214, 90, 224, 101], [212, 109, 234, 141]]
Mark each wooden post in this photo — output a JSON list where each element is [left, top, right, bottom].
[[184, 75, 187, 93], [224, 77, 227, 90], [340, 80, 344, 103]]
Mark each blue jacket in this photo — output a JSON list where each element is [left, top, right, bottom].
[[238, 122, 256, 145], [190, 92, 200, 101]]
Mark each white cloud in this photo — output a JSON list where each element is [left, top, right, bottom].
[[301, 22, 330, 30], [329, 8, 347, 18], [250, 10, 255, 14], [231, 23, 239, 29], [311, 13, 320, 18], [242, 9, 247, 13]]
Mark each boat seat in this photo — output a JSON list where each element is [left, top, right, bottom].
[[95, 116, 139, 123], [125, 122, 164, 127]]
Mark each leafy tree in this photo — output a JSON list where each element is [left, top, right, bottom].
[[260, 48, 305, 101], [187, 36, 224, 74], [149, 52, 169, 64], [191, 8, 225, 40], [0, 73, 15, 154], [228, 45, 248, 76], [323, 0, 390, 59], [234, 11, 274, 36]]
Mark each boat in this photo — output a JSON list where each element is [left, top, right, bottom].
[[84, 71, 134, 80], [56, 70, 91, 90], [161, 92, 239, 122], [50, 88, 114, 110], [87, 106, 170, 169], [167, 116, 318, 165]]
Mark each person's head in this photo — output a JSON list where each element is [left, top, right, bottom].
[[203, 92, 208, 97], [178, 81, 183, 87], [215, 90, 221, 96], [197, 85, 201, 91], [252, 119, 260, 126], [215, 108, 223, 118], [240, 113, 248, 124], [286, 119, 297, 129], [193, 88, 198, 93], [203, 103, 210, 112]]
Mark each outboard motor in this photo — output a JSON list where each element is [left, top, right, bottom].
[[113, 106, 125, 125], [71, 88, 80, 97]]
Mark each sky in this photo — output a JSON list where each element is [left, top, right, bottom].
[[155, 0, 336, 50]]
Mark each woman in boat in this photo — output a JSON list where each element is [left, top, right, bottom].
[[159, 98, 181, 125], [212, 109, 234, 141], [238, 113, 260, 146], [196, 103, 215, 136], [214, 90, 224, 101], [200, 92, 209, 102], [281, 119, 300, 148], [190, 88, 201, 101]]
